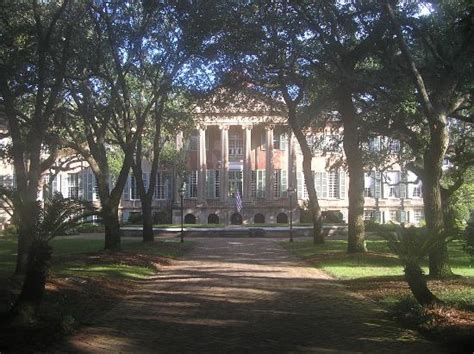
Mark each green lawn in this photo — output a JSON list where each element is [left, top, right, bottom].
[[0, 236, 192, 280], [283, 240, 474, 279]]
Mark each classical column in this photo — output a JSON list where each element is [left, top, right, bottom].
[[265, 125, 274, 200], [197, 127, 207, 204], [243, 125, 252, 201], [219, 125, 229, 202]]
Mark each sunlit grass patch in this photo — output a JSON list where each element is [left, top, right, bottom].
[[55, 263, 155, 280]]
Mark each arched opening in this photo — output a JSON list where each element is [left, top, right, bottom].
[[254, 213, 265, 224], [277, 212, 288, 224], [230, 212, 243, 225], [208, 213, 219, 224], [184, 213, 196, 224]]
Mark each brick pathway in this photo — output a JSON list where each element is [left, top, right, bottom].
[[55, 238, 442, 353]]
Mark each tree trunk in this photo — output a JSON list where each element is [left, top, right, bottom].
[[15, 228, 32, 275], [404, 262, 442, 307], [423, 123, 453, 278], [14, 201, 39, 274], [286, 107, 323, 244], [103, 204, 121, 250], [142, 198, 154, 242], [338, 88, 367, 253], [10, 240, 52, 324]]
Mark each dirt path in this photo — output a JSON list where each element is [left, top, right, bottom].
[[55, 238, 442, 353]]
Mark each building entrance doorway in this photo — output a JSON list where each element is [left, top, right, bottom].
[[230, 212, 243, 225]]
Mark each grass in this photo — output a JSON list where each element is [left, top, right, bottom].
[[283, 239, 474, 348], [0, 234, 193, 352], [283, 240, 473, 279], [0, 235, 192, 280]]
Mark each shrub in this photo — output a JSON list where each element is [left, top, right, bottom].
[[298, 208, 312, 223], [76, 223, 105, 233], [463, 222, 474, 257], [153, 209, 171, 224], [322, 210, 344, 224], [1, 224, 18, 237], [364, 219, 379, 232], [383, 226, 443, 307], [127, 212, 142, 225]]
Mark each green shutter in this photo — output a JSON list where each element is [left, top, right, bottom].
[[374, 171, 381, 198], [123, 175, 130, 201], [339, 170, 346, 199], [321, 172, 328, 199]]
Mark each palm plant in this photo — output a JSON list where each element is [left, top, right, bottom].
[[383, 226, 444, 307], [5, 193, 95, 324]]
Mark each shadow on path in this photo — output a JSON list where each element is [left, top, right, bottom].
[[54, 238, 442, 353]]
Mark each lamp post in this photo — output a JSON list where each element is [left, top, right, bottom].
[[288, 186, 295, 242], [179, 183, 186, 243]]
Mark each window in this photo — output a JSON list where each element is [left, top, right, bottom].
[[273, 132, 287, 150], [389, 210, 399, 222], [328, 171, 339, 199], [414, 209, 424, 223], [186, 171, 198, 198], [412, 184, 422, 198], [155, 172, 170, 200], [206, 170, 220, 198], [384, 171, 400, 199], [251, 170, 265, 198], [273, 170, 287, 198], [327, 170, 346, 199], [84, 171, 95, 201], [364, 210, 375, 221], [229, 132, 243, 156], [369, 137, 381, 151], [389, 139, 400, 153], [228, 170, 243, 195], [130, 175, 139, 200], [364, 187, 373, 198], [388, 186, 398, 198], [188, 133, 198, 151], [68, 173, 80, 199]]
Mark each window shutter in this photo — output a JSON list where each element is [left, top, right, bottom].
[[123, 175, 130, 201], [368, 172, 375, 197], [280, 133, 287, 151], [399, 210, 406, 223], [339, 170, 346, 199], [321, 172, 328, 199], [315, 172, 321, 195], [86, 172, 93, 201], [374, 171, 381, 198], [258, 170, 266, 198], [166, 173, 172, 199], [60, 174, 68, 197], [281, 169, 287, 197], [52, 175, 58, 194], [297, 171, 303, 199], [93, 175, 99, 201], [399, 171, 407, 199], [206, 170, 214, 198], [143, 172, 148, 193]]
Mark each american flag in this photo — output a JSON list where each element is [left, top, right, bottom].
[[234, 191, 243, 212]]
